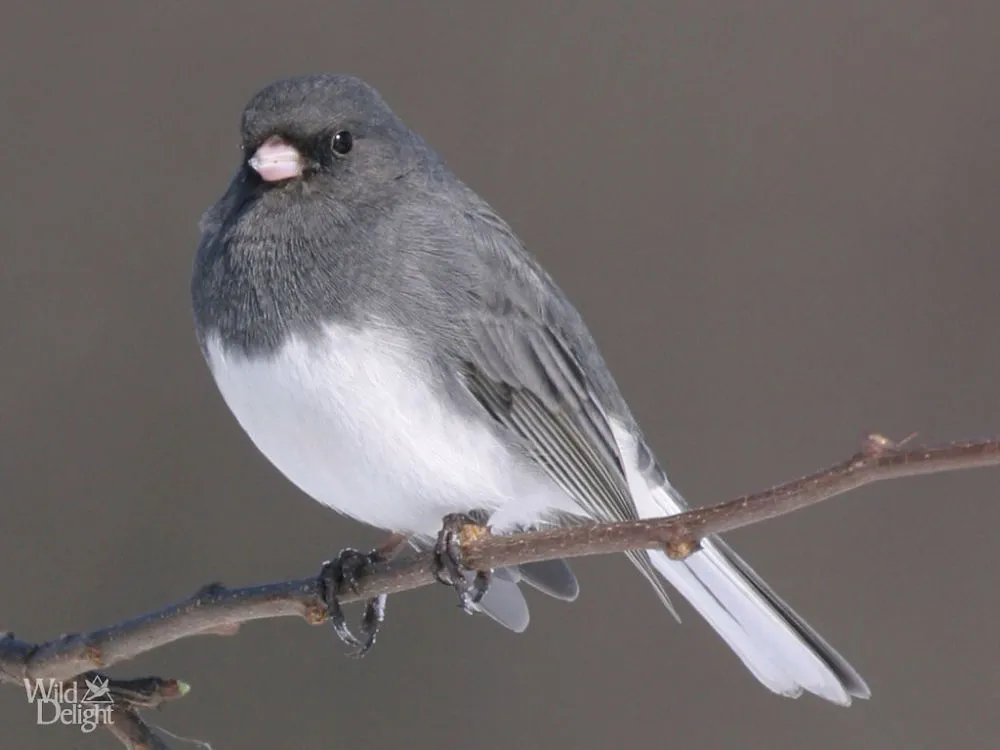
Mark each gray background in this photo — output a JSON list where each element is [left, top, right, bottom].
[[2, 2, 999, 748]]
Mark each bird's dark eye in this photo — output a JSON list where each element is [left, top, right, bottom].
[[331, 131, 353, 155]]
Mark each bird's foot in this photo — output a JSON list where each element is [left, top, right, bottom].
[[433, 513, 493, 614], [318, 548, 387, 658]]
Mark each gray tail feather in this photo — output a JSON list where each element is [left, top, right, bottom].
[[475, 572, 531, 632], [475, 559, 578, 631], [517, 559, 580, 601], [412, 528, 578, 632]]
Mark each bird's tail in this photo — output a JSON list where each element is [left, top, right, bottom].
[[634, 481, 869, 705], [610, 423, 868, 704]]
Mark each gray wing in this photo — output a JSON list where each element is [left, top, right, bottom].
[[455, 300, 674, 610], [461, 312, 633, 522]]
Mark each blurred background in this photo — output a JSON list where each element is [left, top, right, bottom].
[[2, 2, 999, 748]]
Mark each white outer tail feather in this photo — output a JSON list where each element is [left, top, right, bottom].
[[612, 424, 853, 706]]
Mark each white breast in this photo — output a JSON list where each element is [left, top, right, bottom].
[[204, 325, 568, 536]]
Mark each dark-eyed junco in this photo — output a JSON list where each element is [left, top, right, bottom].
[[191, 74, 868, 704]]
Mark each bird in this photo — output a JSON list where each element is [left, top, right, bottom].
[[190, 73, 869, 705]]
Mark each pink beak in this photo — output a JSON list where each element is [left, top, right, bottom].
[[248, 136, 303, 182]]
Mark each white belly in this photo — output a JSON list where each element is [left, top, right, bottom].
[[203, 325, 567, 535]]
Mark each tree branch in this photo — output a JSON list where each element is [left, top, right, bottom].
[[3, 432, 998, 748]]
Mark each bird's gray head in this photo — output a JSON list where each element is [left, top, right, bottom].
[[238, 74, 426, 195], [192, 74, 446, 355]]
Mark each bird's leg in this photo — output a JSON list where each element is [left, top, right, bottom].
[[352, 532, 411, 654], [319, 544, 392, 658], [433, 512, 493, 614]]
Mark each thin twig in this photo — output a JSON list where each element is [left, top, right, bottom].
[[105, 706, 172, 750], [2, 432, 998, 748]]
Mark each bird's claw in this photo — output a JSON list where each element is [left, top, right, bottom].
[[433, 513, 493, 614], [319, 548, 387, 658]]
